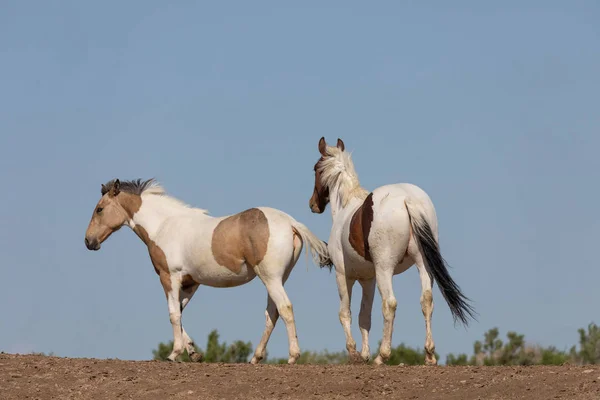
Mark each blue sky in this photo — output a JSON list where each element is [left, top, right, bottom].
[[1, 1, 598, 362]]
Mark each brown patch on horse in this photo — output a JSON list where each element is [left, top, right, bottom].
[[348, 193, 374, 261], [309, 157, 330, 213], [120, 193, 175, 296], [211, 208, 270, 274], [119, 193, 142, 219], [133, 224, 171, 295]]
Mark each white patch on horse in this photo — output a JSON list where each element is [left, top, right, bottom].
[[309, 138, 476, 365], [84, 178, 331, 365]]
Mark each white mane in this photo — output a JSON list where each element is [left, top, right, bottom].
[[140, 181, 209, 215], [318, 146, 369, 207]]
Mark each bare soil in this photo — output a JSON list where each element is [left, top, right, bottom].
[[1, 353, 599, 400]]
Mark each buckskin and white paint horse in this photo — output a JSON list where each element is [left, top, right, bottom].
[[85, 178, 331, 364], [308, 138, 476, 365]]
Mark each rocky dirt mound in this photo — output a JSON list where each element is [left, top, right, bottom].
[[1, 354, 599, 399]]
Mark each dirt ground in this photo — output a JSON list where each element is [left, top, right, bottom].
[[1, 354, 599, 400]]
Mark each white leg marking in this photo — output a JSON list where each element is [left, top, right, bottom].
[[253, 221, 302, 364], [335, 272, 359, 361], [358, 278, 375, 362], [251, 295, 278, 364], [251, 244, 298, 364], [373, 267, 397, 365], [262, 279, 300, 364], [415, 255, 437, 365], [180, 284, 202, 362], [166, 283, 184, 362]]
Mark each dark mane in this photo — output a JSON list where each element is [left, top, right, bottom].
[[101, 178, 159, 196]]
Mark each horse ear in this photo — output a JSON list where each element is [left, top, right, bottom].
[[110, 179, 121, 197], [318, 137, 327, 156], [101, 184, 108, 196], [336, 138, 345, 152]]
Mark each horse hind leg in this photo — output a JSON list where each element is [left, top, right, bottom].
[[413, 252, 437, 365], [254, 232, 302, 364], [335, 271, 361, 362], [372, 264, 397, 365], [250, 295, 279, 364], [358, 278, 375, 362], [261, 279, 300, 364]]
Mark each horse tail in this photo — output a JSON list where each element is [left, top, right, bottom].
[[290, 220, 333, 270], [404, 198, 477, 326]]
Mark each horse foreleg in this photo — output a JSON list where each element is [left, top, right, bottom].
[[358, 278, 375, 362], [415, 256, 437, 365], [159, 273, 185, 362], [373, 267, 397, 365], [180, 283, 202, 362], [335, 272, 360, 361]]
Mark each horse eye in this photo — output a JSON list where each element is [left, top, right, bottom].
[[96, 207, 103, 214]]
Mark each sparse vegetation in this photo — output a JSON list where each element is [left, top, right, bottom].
[[150, 322, 599, 366], [445, 325, 597, 366], [152, 329, 252, 363]]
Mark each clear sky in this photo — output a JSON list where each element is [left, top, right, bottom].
[[1, 1, 598, 362]]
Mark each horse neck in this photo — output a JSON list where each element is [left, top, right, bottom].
[[129, 194, 200, 241], [328, 186, 345, 219], [329, 187, 364, 223], [321, 151, 368, 220], [328, 176, 368, 222]]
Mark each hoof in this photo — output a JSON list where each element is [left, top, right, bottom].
[[189, 352, 204, 363], [287, 355, 299, 365], [167, 351, 183, 362], [373, 355, 385, 365], [347, 351, 364, 365], [250, 356, 262, 365], [425, 356, 437, 366]]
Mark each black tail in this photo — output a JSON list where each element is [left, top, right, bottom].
[[408, 210, 477, 326]]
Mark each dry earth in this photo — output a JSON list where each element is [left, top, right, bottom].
[[1, 353, 599, 400]]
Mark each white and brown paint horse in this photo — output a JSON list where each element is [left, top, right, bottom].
[[85, 178, 331, 364], [309, 138, 476, 365]]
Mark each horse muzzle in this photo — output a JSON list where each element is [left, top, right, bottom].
[[85, 237, 101, 251], [309, 199, 326, 214]]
